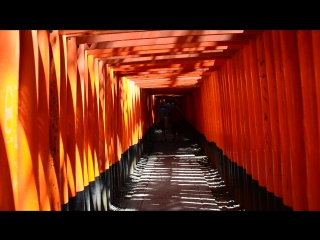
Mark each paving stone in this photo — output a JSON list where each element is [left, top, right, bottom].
[[111, 124, 244, 211]]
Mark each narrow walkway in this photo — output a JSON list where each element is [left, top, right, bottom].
[[112, 122, 243, 211]]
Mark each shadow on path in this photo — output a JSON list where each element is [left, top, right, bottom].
[[111, 122, 244, 211]]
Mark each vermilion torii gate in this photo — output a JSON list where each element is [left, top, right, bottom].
[[0, 30, 319, 211]]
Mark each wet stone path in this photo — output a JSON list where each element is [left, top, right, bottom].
[[111, 125, 244, 211]]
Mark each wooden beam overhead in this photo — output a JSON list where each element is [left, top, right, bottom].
[[88, 40, 250, 50], [97, 51, 233, 65], [58, 30, 146, 37], [86, 43, 244, 54], [57, 29, 263, 95], [110, 61, 224, 72], [98, 54, 231, 66], [76, 30, 252, 44]]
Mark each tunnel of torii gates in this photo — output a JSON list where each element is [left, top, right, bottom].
[[0, 30, 319, 211]]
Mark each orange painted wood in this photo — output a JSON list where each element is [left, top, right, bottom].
[[109, 68, 117, 164], [0, 30, 19, 210], [93, 50, 237, 59], [38, 30, 52, 210], [119, 77, 125, 153], [49, 30, 63, 210], [311, 30, 320, 210], [232, 53, 241, 165], [197, 88, 203, 135], [219, 66, 227, 156], [93, 36, 252, 50], [195, 88, 200, 133], [215, 72, 222, 146], [212, 72, 220, 147], [202, 85, 208, 138], [116, 74, 122, 163], [88, 46, 239, 58], [113, 71, 120, 164], [210, 73, 218, 144], [18, 30, 40, 210], [135, 85, 141, 140], [127, 72, 207, 79], [237, 49, 250, 172], [141, 90, 146, 136], [5, 29, 320, 211], [74, 44, 86, 196], [202, 86, 207, 138], [218, 70, 225, 150], [134, 83, 200, 89], [99, 54, 231, 67], [271, 30, 292, 207], [128, 81, 134, 143], [242, 44, 256, 177], [216, 70, 226, 152], [220, 66, 231, 159], [225, 65, 233, 160], [226, 60, 236, 162], [87, 54, 96, 180], [78, 44, 89, 189], [98, 60, 106, 174], [237, 51, 246, 168], [263, 31, 282, 198], [66, 37, 81, 196], [83, 47, 90, 182], [210, 73, 220, 146], [297, 30, 320, 210], [248, 39, 266, 187], [58, 34, 69, 205], [221, 67, 231, 159], [208, 76, 214, 142], [138, 87, 143, 140], [59, 30, 145, 37], [88, 44, 241, 54], [74, 38, 85, 194], [77, 30, 251, 44], [128, 80, 134, 147], [97, 51, 234, 63], [135, 86, 143, 140], [202, 78, 210, 141], [93, 58, 100, 177], [125, 78, 131, 148], [104, 65, 111, 166], [111, 61, 220, 71], [279, 30, 308, 210], [230, 58, 240, 164], [200, 87, 205, 135], [256, 33, 274, 193], [124, 67, 211, 75], [90, 41, 248, 51], [229, 56, 238, 163], [123, 78, 129, 149], [106, 65, 116, 164], [133, 83, 138, 141], [101, 61, 110, 170], [233, 52, 244, 167]]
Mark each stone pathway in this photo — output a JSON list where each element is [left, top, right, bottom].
[[111, 126, 244, 211]]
